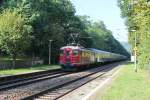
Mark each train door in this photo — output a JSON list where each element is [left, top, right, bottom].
[[64, 48, 72, 64]]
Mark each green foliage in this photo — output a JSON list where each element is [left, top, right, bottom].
[[118, 0, 150, 69], [0, 0, 129, 65], [79, 16, 129, 56], [0, 9, 32, 63], [138, 35, 150, 69], [0, 0, 86, 63]]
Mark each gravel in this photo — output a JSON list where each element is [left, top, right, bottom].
[[0, 62, 123, 100]]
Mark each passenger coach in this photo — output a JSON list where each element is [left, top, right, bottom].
[[59, 46, 126, 71]]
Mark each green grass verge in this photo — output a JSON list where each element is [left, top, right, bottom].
[[101, 64, 150, 100], [0, 55, 30, 61], [0, 65, 60, 75]]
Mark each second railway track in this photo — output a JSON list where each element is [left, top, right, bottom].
[[0, 71, 69, 91]]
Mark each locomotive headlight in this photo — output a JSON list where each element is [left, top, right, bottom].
[[59, 61, 63, 64]]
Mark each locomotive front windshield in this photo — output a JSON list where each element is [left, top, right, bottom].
[[73, 50, 78, 56], [66, 50, 70, 56]]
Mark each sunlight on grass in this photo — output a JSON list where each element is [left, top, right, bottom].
[[0, 65, 60, 75], [101, 64, 150, 100]]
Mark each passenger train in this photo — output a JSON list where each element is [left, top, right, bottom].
[[59, 45, 127, 71]]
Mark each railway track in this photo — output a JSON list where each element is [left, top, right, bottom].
[[0, 69, 61, 84], [0, 71, 69, 91], [22, 64, 116, 100], [0, 68, 73, 92], [0, 62, 122, 100]]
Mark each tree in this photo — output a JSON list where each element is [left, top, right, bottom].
[[0, 0, 129, 65], [0, 0, 83, 63], [0, 9, 32, 67], [79, 16, 129, 56], [118, 0, 150, 69]]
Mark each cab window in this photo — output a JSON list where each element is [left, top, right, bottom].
[[73, 50, 78, 56], [66, 50, 70, 56]]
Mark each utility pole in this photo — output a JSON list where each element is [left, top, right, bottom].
[[131, 29, 137, 72], [49, 40, 53, 65], [134, 32, 137, 72], [131, 0, 138, 72]]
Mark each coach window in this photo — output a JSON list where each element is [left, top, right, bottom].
[[73, 50, 78, 56]]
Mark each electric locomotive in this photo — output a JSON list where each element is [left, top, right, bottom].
[[59, 45, 126, 71]]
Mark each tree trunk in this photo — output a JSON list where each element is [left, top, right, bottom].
[[12, 54, 16, 68]]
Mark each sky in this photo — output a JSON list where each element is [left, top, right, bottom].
[[70, 0, 128, 42]]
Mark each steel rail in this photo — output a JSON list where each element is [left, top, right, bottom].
[[0, 70, 61, 86], [0, 71, 70, 91], [53, 72, 106, 100], [0, 68, 61, 82], [22, 65, 112, 100]]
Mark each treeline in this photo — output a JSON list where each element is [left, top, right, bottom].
[[0, 0, 129, 65], [118, 0, 150, 69], [79, 16, 129, 56]]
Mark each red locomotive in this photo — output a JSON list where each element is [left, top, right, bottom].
[[59, 45, 126, 71]]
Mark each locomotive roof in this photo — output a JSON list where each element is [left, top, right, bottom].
[[60, 46, 84, 50], [89, 48, 110, 54], [89, 48, 123, 56]]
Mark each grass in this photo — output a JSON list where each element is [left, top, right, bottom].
[[0, 65, 60, 75], [0, 55, 33, 61], [101, 64, 150, 100], [0, 56, 60, 75]]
